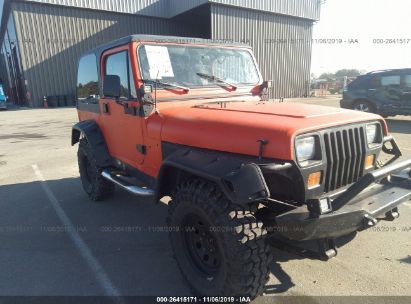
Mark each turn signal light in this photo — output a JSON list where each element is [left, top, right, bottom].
[[364, 154, 375, 170], [307, 171, 322, 189]]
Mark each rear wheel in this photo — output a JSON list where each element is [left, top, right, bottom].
[[167, 179, 271, 299], [352, 100, 375, 113], [78, 138, 114, 201]]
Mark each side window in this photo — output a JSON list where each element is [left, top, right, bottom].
[[77, 54, 99, 102], [348, 76, 369, 89], [402, 75, 411, 89], [105, 51, 136, 99], [370, 76, 381, 88], [381, 75, 401, 87]]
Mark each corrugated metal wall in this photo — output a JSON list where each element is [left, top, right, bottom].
[[11, 1, 197, 106], [210, 0, 320, 21], [8, 0, 318, 106], [17, 0, 170, 17], [0, 50, 8, 86], [211, 4, 313, 98], [16, 0, 320, 20], [15, 0, 210, 18], [168, 0, 209, 18]]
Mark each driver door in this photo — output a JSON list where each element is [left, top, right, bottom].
[[368, 74, 402, 111], [99, 46, 145, 168]]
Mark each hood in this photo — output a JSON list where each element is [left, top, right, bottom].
[[159, 101, 384, 160]]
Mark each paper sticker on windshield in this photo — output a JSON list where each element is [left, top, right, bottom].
[[145, 45, 174, 79]]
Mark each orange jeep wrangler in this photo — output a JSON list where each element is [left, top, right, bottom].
[[72, 35, 411, 299]]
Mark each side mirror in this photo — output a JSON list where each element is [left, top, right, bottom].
[[261, 80, 273, 90], [260, 80, 272, 101], [103, 75, 121, 98]]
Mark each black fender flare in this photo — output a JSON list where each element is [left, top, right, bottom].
[[71, 120, 112, 167], [156, 148, 270, 205]]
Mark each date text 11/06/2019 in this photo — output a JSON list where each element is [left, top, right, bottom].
[[156, 297, 251, 303]]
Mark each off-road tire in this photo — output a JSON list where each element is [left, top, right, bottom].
[[78, 138, 114, 201], [167, 179, 271, 299]]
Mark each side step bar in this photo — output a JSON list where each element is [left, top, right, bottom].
[[101, 170, 155, 197]]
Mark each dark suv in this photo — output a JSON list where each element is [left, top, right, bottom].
[[341, 69, 411, 117]]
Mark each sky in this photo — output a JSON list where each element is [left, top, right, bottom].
[[311, 0, 411, 76]]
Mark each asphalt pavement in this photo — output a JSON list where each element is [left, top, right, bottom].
[[0, 98, 410, 301]]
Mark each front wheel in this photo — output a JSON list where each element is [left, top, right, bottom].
[[78, 138, 114, 201], [167, 180, 271, 299], [352, 100, 375, 113]]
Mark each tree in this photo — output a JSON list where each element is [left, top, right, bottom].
[[334, 69, 361, 78], [318, 73, 335, 81]]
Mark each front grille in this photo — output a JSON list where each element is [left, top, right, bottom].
[[323, 126, 366, 192]]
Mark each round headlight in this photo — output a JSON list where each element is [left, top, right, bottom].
[[366, 123, 380, 144], [296, 136, 316, 163]]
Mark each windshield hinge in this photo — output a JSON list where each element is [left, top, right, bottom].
[[136, 144, 147, 155]]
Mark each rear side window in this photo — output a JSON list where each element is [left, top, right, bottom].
[[105, 51, 136, 99], [347, 76, 369, 89], [381, 75, 401, 86], [403, 75, 411, 88], [371, 75, 401, 88], [77, 54, 99, 101]]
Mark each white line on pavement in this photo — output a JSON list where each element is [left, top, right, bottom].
[[32, 164, 123, 301]]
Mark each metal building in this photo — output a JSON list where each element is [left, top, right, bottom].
[[0, 0, 321, 107]]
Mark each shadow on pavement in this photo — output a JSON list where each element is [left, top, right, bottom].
[[262, 232, 357, 295], [267, 232, 357, 262], [0, 177, 188, 296], [264, 261, 295, 294], [399, 256, 411, 265], [0, 177, 307, 296]]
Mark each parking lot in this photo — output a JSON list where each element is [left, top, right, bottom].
[[0, 97, 410, 300]]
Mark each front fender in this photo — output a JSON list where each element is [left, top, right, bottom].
[[72, 120, 112, 167], [157, 148, 270, 205]]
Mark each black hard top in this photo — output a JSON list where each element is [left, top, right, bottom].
[[365, 68, 411, 76], [82, 35, 251, 58]]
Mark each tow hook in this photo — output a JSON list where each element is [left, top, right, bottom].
[[384, 207, 400, 221], [318, 239, 337, 261], [364, 214, 378, 227]]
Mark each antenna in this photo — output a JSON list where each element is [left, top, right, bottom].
[[154, 70, 160, 110]]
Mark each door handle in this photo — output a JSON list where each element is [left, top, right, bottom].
[[102, 102, 109, 114]]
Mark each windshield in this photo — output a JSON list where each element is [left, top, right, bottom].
[[138, 44, 260, 88]]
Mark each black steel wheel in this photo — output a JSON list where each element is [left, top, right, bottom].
[[183, 214, 221, 276], [78, 138, 114, 201], [167, 179, 271, 299]]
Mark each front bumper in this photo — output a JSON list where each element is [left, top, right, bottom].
[[275, 158, 411, 241], [0, 102, 6, 109]]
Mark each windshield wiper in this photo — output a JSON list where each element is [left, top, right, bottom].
[[196, 73, 237, 91], [144, 79, 190, 93]]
